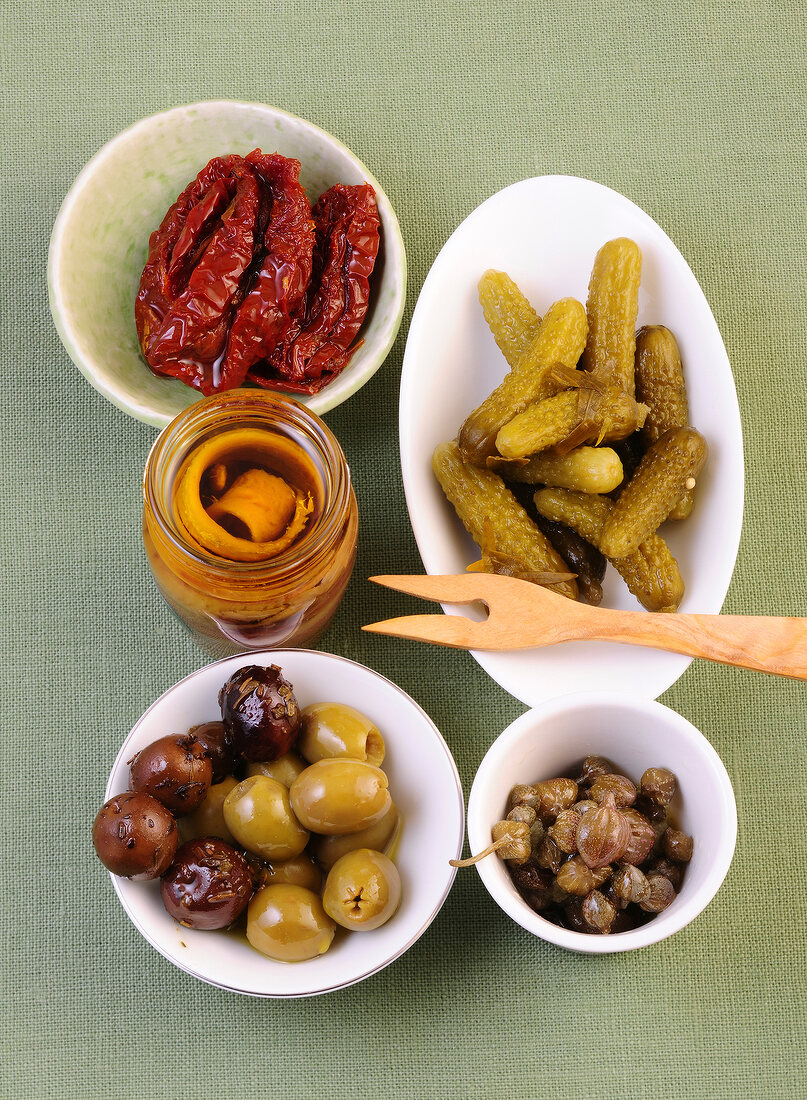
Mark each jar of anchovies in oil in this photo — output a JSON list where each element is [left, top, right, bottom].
[[143, 391, 358, 656]]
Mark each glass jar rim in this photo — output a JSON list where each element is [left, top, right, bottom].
[[143, 391, 353, 584]]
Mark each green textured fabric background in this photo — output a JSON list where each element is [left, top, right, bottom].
[[2, 1, 806, 1097]]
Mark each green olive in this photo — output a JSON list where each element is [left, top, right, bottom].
[[181, 776, 239, 845], [223, 775, 309, 860], [322, 848, 402, 931], [289, 760, 391, 836], [246, 752, 307, 788], [312, 801, 399, 871], [247, 885, 336, 962], [262, 852, 322, 892], [298, 702, 385, 766]]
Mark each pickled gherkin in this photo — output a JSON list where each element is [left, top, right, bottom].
[[432, 441, 578, 600], [490, 446, 624, 495], [532, 487, 684, 612], [495, 386, 646, 460], [581, 238, 642, 395], [599, 427, 708, 559], [458, 297, 588, 465], [478, 270, 541, 369], [634, 326, 693, 519]]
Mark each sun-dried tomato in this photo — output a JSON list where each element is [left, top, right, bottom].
[[219, 152, 314, 382], [135, 156, 264, 394], [135, 156, 379, 396], [247, 183, 381, 394]]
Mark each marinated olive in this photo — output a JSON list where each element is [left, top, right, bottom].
[[289, 760, 391, 836], [161, 838, 252, 930], [181, 776, 239, 845], [322, 849, 402, 932], [223, 775, 309, 860], [261, 853, 322, 892], [312, 802, 399, 871], [92, 790, 178, 880], [246, 752, 306, 788], [298, 702, 385, 766], [246, 884, 336, 962], [187, 721, 239, 783], [219, 665, 301, 762], [129, 733, 212, 816]]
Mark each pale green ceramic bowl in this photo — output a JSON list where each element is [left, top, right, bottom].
[[48, 101, 407, 427]]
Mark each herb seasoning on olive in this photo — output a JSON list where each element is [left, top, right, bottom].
[[219, 664, 301, 762], [454, 754, 692, 935], [161, 838, 252, 930]]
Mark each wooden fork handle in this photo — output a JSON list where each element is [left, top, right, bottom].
[[584, 609, 807, 680]]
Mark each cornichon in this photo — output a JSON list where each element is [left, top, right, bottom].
[[581, 238, 642, 395], [432, 441, 578, 600], [634, 325, 693, 519], [490, 446, 624, 495], [458, 297, 588, 465], [495, 386, 646, 459], [478, 270, 541, 369], [532, 487, 684, 612], [599, 426, 708, 559]]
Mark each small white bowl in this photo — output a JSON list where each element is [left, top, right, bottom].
[[102, 649, 463, 997], [49, 101, 407, 427], [467, 692, 736, 953]]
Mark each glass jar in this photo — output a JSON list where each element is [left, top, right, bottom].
[[143, 391, 358, 657]]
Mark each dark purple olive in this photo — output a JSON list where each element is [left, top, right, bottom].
[[187, 721, 239, 783], [218, 665, 301, 763], [129, 734, 212, 817], [92, 790, 178, 880], [161, 838, 253, 930]]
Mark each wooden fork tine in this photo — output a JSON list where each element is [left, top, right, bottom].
[[369, 573, 495, 603], [361, 613, 489, 649]]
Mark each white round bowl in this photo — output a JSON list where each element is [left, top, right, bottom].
[[102, 649, 463, 996], [467, 692, 736, 953], [49, 101, 407, 426]]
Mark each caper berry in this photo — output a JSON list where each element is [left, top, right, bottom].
[[577, 755, 615, 786], [589, 773, 637, 808], [582, 889, 617, 933], [507, 804, 537, 826], [507, 784, 541, 812], [640, 767, 677, 806], [639, 874, 676, 913], [662, 827, 693, 863], [535, 777, 579, 822], [648, 858, 684, 890], [508, 858, 551, 893], [548, 809, 580, 854], [620, 808, 656, 866], [556, 856, 598, 896], [611, 863, 650, 906], [534, 835, 564, 874], [575, 792, 630, 868]]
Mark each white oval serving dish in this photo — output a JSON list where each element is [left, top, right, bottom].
[[399, 175, 744, 707]]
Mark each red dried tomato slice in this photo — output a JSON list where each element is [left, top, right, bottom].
[[219, 151, 314, 381], [247, 183, 380, 394], [135, 155, 263, 395]]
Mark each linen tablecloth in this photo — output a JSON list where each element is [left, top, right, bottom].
[[2, 2, 805, 1096]]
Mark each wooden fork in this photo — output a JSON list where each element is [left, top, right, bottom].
[[363, 573, 807, 680]]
